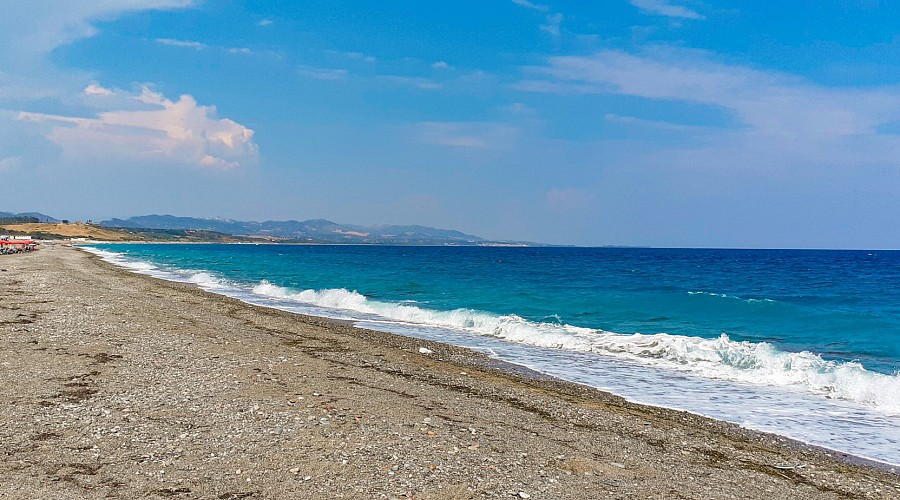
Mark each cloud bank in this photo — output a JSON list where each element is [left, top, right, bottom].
[[518, 48, 900, 170], [0, 0, 196, 67], [19, 85, 258, 169]]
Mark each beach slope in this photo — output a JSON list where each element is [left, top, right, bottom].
[[1, 245, 897, 499]]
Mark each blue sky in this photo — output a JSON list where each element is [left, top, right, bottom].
[[3, 1, 900, 247]]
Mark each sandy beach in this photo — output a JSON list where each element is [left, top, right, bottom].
[[0, 245, 898, 499]]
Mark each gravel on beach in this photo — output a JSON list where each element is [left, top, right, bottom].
[[1, 244, 898, 499]]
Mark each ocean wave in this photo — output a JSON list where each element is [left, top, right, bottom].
[[88, 248, 159, 273], [688, 290, 776, 303], [253, 280, 900, 415], [81, 246, 900, 416], [185, 271, 230, 289], [83, 247, 229, 290]]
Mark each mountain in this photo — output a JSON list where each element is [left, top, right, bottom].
[[17, 212, 61, 223], [0, 212, 60, 223], [102, 215, 249, 233], [99, 214, 512, 245]]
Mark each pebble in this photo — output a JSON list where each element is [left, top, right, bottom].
[[418, 347, 433, 354]]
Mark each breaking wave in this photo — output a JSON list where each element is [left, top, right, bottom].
[[82, 246, 900, 416], [251, 281, 900, 415]]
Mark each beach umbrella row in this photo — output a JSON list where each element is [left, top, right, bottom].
[[0, 239, 38, 253]]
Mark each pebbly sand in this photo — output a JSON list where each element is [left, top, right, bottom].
[[1, 244, 898, 499]]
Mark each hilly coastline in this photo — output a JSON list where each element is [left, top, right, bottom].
[[2, 212, 533, 245], [100, 214, 489, 245]]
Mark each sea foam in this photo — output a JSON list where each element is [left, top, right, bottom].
[[251, 280, 900, 415]]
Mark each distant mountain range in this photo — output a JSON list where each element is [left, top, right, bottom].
[[98, 214, 528, 246], [0, 212, 60, 223], [1, 211, 536, 245]]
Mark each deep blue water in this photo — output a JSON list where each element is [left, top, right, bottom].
[[85, 244, 900, 465]]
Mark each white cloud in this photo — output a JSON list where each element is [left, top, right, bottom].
[[419, 122, 518, 149], [511, 0, 562, 37], [296, 64, 441, 90], [377, 75, 442, 90], [540, 13, 564, 37], [518, 48, 900, 171], [84, 83, 114, 96], [297, 65, 349, 81], [0, 1, 198, 103], [326, 50, 377, 63], [432, 61, 450, 70], [0, 1, 196, 66], [257, 19, 273, 27], [156, 38, 207, 49], [604, 113, 712, 133], [511, 0, 550, 12], [525, 49, 900, 140], [0, 155, 21, 172], [18, 85, 258, 169], [630, 0, 704, 19], [156, 38, 257, 56], [0, 1, 261, 174]]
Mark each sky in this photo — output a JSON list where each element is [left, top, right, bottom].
[[3, 1, 900, 248]]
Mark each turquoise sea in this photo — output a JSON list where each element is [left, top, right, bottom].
[[85, 244, 900, 466]]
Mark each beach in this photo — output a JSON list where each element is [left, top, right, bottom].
[[0, 245, 897, 499]]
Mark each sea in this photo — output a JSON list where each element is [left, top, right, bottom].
[[82, 244, 900, 467]]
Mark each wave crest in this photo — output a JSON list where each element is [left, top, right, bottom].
[[251, 281, 900, 415]]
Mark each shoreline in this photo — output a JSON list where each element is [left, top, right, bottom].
[[1, 245, 898, 498], [79, 244, 900, 471], [81, 246, 900, 472], [79, 242, 900, 469]]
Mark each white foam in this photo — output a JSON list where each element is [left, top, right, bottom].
[[82, 246, 230, 291], [87, 248, 159, 273], [688, 290, 776, 303], [248, 281, 900, 415], [186, 271, 229, 289]]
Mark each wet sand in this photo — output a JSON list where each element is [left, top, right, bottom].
[[1, 244, 898, 499]]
